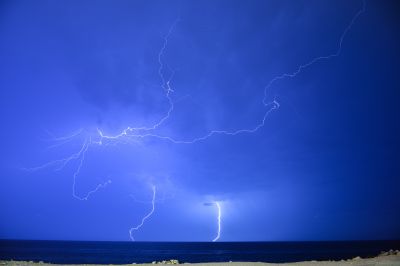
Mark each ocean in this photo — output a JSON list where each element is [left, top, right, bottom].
[[1, 240, 399, 264]]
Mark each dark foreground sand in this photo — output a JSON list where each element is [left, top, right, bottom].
[[1, 254, 400, 266]]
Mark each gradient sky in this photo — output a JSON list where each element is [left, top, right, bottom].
[[0, 0, 399, 241]]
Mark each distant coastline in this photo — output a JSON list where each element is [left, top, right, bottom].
[[1, 252, 400, 266], [1, 241, 400, 265]]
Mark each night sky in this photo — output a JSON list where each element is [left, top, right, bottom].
[[0, 0, 399, 241]]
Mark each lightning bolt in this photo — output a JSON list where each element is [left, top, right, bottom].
[[24, 1, 366, 240], [96, 0, 366, 144], [129, 185, 156, 241], [23, 136, 111, 201], [212, 202, 221, 242], [27, 0, 366, 181], [70, 137, 112, 201]]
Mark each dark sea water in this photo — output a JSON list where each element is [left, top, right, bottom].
[[1, 240, 399, 264]]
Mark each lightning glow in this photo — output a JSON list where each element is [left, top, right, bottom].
[[25, 1, 366, 240], [129, 185, 156, 241], [212, 202, 221, 242]]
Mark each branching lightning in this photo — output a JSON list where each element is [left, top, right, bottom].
[[96, 1, 366, 144], [23, 136, 111, 201], [25, 1, 366, 240], [212, 202, 221, 242], [129, 185, 156, 241]]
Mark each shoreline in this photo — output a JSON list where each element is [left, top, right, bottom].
[[1, 254, 400, 266]]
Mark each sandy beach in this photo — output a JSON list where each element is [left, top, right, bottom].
[[1, 253, 400, 266]]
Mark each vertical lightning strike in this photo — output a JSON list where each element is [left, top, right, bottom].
[[212, 202, 221, 242], [129, 185, 156, 241], [71, 137, 91, 200]]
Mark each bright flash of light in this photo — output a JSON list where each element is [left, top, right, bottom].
[[129, 185, 156, 241], [212, 201, 221, 242]]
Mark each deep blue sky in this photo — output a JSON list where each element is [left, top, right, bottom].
[[0, 0, 399, 241]]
